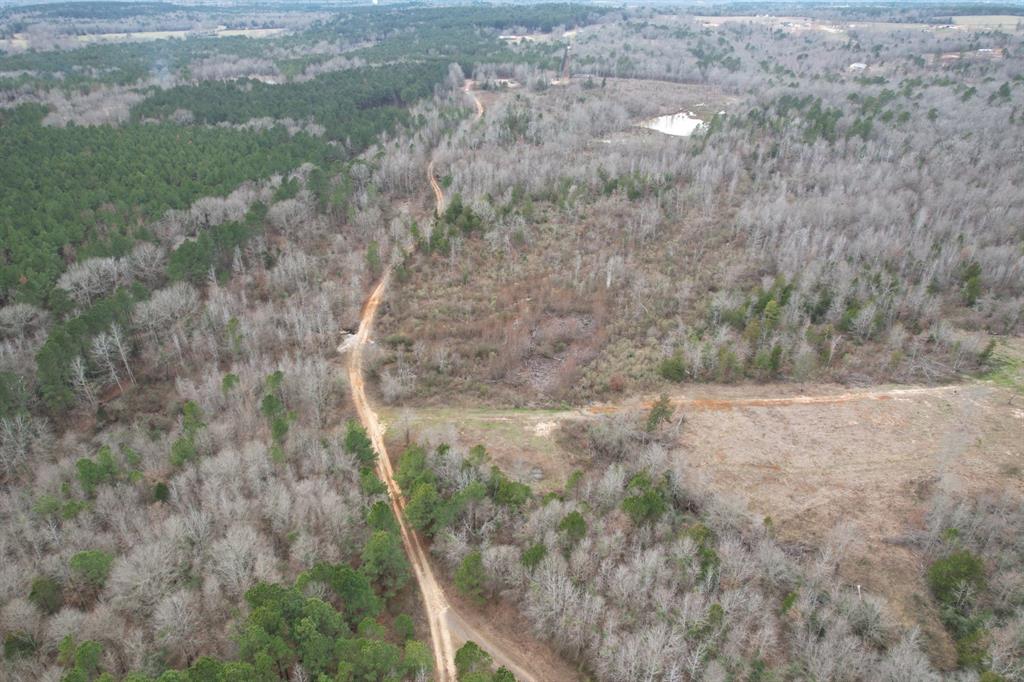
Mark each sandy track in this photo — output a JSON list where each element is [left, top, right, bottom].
[[345, 273, 457, 681], [584, 383, 963, 413], [427, 160, 445, 215], [466, 78, 485, 120], [427, 82, 482, 216], [343, 82, 572, 681]]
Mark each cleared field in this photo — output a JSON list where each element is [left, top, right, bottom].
[[953, 15, 1023, 29], [692, 14, 1023, 33], [217, 28, 288, 38], [674, 381, 1022, 661], [380, 406, 576, 491], [0, 26, 288, 51], [78, 27, 288, 44]]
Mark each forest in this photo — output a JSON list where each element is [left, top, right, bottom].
[[132, 62, 449, 142], [1, 1, 1022, 681], [0, 105, 328, 304]]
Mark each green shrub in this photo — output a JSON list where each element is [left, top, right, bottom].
[[395, 444, 432, 492], [70, 550, 114, 588], [954, 626, 991, 670], [645, 394, 674, 432], [73, 640, 104, 676], [780, 591, 798, 614], [521, 543, 547, 570], [622, 472, 668, 526], [489, 468, 531, 508], [658, 353, 687, 382], [29, 576, 62, 614], [454, 641, 492, 680], [405, 482, 442, 533], [360, 530, 409, 596], [623, 489, 667, 525], [359, 468, 387, 496], [4, 631, 36, 659], [961, 261, 983, 306], [393, 614, 415, 642], [153, 481, 170, 503], [367, 501, 399, 533], [75, 446, 120, 497], [565, 470, 583, 491], [403, 640, 433, 678], [0, 371, 27, 417], [221, 373, 239, 396], [345, 420, 376, 466], [169, 436, 197, 467], [33, 493, 61, 517], [558, 511, 587, 546], [455, 551, 486, 603], [927, 550, 986, 608]]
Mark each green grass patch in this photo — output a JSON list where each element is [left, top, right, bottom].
[[982, 341, 1024, 394]]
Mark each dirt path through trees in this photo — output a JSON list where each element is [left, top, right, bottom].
[[466, 78, 485, 120], [343, 82, 576, 682], [345, 273, 458, 681], [427, 160, 445, 214], [427, 82, 481, 216]]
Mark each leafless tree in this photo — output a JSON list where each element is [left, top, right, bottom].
[[69, 355, 97, 409], [90, 331, 122, 391]]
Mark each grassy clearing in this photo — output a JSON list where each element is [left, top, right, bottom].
[[982, 338, 1024, 394], [379, 406, 579, 489]]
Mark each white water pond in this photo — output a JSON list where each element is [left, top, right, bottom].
[[639, 111, 706, 137]]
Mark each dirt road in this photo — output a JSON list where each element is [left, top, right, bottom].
[[466, 78, 485, 120], [343, 83, 573, 682], [584, 383, 963, 413], [427, 160, 445, 215], [345, 273, 457, 681], [427, 82, 482, 216], [346, 277, 560, 680]]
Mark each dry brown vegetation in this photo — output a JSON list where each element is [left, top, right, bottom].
[[378, 14, 1024, 409]]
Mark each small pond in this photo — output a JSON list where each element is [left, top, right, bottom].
[[639, 111, 705, 137]]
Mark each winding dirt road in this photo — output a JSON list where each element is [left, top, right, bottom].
[[342, 83, 566, 681], [426, 81, 481, 216], [427, 160, 445, 215], [466, 78, 485, 120], [345, 272, 457, 681]]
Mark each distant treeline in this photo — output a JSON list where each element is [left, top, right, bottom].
[[132, 61, 448, 143], [697, 2, 1024, 21], [0, 3, 604, 91], [7, 2, 186, 20]]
